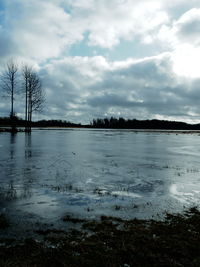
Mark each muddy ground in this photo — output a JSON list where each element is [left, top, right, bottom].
[[1, 207, 200, 266]]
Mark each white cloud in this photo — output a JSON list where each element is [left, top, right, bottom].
[[171, 9, 200, 77], [83, 1, 169, 48], [148, 8, 200, 78], [0, 0, 170, 61], [1, 0, 200, 62], [1, 0, 200, 123], [172, 45, 200, 78], [175, 8, 200, 44], [2, 0, 83, 61]]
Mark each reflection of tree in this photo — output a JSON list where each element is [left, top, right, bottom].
[[5, 180, 17, 200], [0, 133, 35, 202], [0, 134, 18, 201], [1, 180, 32, 200], [23, 133, 34, 198], [10, 132, 16, 159], [25, 133, 32, 158], [20, 182, 32, 199]]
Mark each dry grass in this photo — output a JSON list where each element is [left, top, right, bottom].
[[1, 208, 200, 266]]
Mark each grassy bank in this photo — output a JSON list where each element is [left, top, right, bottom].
[[1, 208, 200, 266]]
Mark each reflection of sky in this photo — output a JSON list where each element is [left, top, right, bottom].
[[1, 130, 200, 222], [169, 183, 200, 204]]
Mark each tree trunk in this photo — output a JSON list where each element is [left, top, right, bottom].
[[11, 77, 16, 133], [25, 79, 28, 131]]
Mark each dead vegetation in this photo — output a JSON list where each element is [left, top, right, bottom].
[[0, 214, 9, 229], [1, 208, 200, 266]]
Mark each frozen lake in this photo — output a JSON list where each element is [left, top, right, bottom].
[[1, 129, 200, 234]]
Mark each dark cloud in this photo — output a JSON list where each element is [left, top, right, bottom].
[[26, 54, 200, 123], [179, 20, 200, 37], [87, 93, 143, 108]]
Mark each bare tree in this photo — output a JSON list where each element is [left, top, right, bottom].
[[1, 59, 18, 131], [22, 64, 32, 124], [22, 69, 45, 132]]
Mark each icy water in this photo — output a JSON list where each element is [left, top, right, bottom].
[[1, 129, 200, 234]]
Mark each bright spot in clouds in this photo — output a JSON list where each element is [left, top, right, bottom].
[[173, 45, 200, 78]]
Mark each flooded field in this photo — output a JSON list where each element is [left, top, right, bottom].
[[1, 129, 200, 235]]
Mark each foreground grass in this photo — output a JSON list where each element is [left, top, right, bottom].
[[1, 208, 200, 266]]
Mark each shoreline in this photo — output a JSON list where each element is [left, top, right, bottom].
[[1, 207, 200, 266], [1, 127, 200, 134]]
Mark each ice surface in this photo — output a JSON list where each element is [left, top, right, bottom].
[[1, 129, 200, 233]]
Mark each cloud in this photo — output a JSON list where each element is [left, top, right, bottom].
[[26, 53, 199, 123], [1, 50, 200, 124], [0, 0, 170, 61], [1, 0, 83, 61], [175, 8, 200, 44], [146, 7, 200, 78], [1, 0, 200, 123], [0, 0, 200, 62], [75, 0, 169, 48]]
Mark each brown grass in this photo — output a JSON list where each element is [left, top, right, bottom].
[[1, 208, 200, 266]]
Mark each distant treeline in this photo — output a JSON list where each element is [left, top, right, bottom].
[[1, 116, 200, 130], [91, 117, 200, 130], [0, 117, 81, 128]]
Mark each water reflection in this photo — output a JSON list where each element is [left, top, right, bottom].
[[0, 133, 35, 202], [1, 130, 200, 224], [10, 133, 17, 159], [5, 180, 17, 200], [0, 180, 32, 201], [25, 133, 32, 158]]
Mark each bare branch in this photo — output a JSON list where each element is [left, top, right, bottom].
[[0, 59, 18, 118], [21, 67, 45, 131]]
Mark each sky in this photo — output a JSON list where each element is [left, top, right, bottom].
[[1, 0, 200, 124]]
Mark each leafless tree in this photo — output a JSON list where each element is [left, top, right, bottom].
[[28, 72, 44, 121], [22, 67, 45, 132], [1, 60, 18, 131], [22, 64, 32, 123], [0, 59, 18, 133]]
